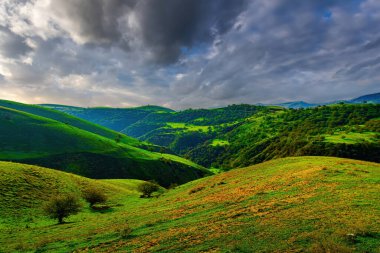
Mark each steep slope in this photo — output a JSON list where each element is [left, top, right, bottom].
[[187, 104, 380, 168], [0, 106, 210, 186], [0, 99, 157, 150], [1, 157, 379, 252]]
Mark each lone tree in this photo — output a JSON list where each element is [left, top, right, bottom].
[[43, 194, 81, 224], [137, 182, 160, 198], [82, 186, 107, 208]]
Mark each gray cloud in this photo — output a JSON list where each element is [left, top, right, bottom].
[[0, 27, 32, 59], [45, 0, 247, 64], [0, 0, 379, 109]]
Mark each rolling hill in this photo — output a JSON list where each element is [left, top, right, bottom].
[[41, 103, 174, 132], [0, 99, 160, 151], [349, 92, 380, 104], [0, 161, 145, 218], [43, 101, 380, 170], [0, 106, 210, 186], [272, 92, 380, 108], [1, 157, 379, 252], [273, 101, 317, 109]]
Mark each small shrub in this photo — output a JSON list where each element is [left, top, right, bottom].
[[168, 183, 178, 189], [119, 225, 132, 239], [82, 186, 107, 208], [189, 186, 205, 194], [43, 194, 81, 224], [137, 182, 160, 198]]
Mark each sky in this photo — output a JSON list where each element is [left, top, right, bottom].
[[0, 0, 379, 109]]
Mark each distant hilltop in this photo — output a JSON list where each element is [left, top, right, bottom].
[[272, 92, 380, 109]]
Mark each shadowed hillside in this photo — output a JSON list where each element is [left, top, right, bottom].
[[0, 99, 160, 151], [0, 106, 210, 186]]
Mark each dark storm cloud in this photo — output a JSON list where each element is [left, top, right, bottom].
[[167, 0, 380, 106], [0, 0, 379, 108], [49, 0, 247, 64], [50, 0, 135, 44], [133, 0, 247, 63]]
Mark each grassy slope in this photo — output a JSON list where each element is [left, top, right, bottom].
[[0, 99, 154, 149], [0, 162, 143, 217], [1, 157, 379, 252], [41, 104, 174, 132], [0, 106, 210, 186]]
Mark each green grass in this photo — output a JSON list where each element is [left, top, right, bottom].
[[1, 157, 379, 252], [324, 131, 379, 144], [165, 122, 212, 132], [0, 99, 153, 149], [0, 162, 142, 217], [0, 106, 210, 186], [210, 139, 230, 146]]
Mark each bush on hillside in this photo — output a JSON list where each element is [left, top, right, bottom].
[[82, 186, 108, 208], [137, 182, 160, 198], [119, 225, 133, 239], [43, 194, 81, 224]]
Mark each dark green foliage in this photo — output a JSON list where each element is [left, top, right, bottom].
[[123, 105, 272, 139], [126, 104, 380, 169], [40, 100, 380, 170], [43, 194, 81, 224], [212, 104, 380, 169], [82, 187, 107, 207], [42, 104, 174, 132], [137, 182, 160, 198], [0, 104, 210, 187]]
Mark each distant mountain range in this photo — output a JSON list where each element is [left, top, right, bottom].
[[272, 92, 380, 109]]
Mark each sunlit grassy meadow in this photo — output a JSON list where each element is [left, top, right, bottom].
[[1, 157, 379, 252]]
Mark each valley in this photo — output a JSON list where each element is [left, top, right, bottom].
[[43, 100, 380, 170], [0, 100, 210, 187], [0, 97, 379, 252], [1, 1, 379, 251]]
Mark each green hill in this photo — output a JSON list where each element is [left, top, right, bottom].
[[45, 103, 380, 170], [1, 157, 379, 252], [0, 161, 144, 218], [0, 106, 210, 186], [350, 92, 380, 104], [0, 99, 160, 150], [41, 103, 174, 132]]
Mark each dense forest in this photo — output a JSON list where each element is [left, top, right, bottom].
[[46, 103, 380, 170], [187, 104, 380, 169]]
